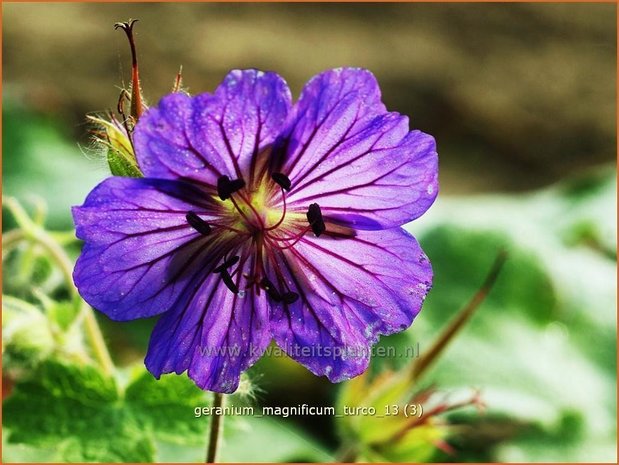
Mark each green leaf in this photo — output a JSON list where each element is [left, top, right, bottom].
[[419, 225, 559, 328], [3, 360, 154, 462], [125, 369, 211, 445], [2, 430, 60, 463], [2, 360, 220, 462]]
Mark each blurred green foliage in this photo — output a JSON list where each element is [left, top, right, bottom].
[[2, 100, 104, 231], [399, 169, 616, 462], [4, 361, 210, 462]]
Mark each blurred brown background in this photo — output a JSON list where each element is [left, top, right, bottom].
[[3, 2, 616, 194]]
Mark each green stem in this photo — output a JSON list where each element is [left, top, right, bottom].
[[80, 301, 115, 375], [206, 393, 226, 463], [2, 229, 27, 255], [2, 226, 115, 375]]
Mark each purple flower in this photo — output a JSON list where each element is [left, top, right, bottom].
[[73, 68, 438, 393]]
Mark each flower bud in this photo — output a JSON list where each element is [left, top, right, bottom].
[[88, 114, 142, 177], [3, 298, 55, 364], [337, 368, 481, 462]]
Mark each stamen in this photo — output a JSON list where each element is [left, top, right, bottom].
[[220, 270, 239, 294], [208, 222, 246, 235], [262, 249, 300, 305], [217, 175, 246, 200], [186, 211, 211, 235], [306, 203, 326, 237], [213, 255, 240, 273], [260, 277, 282, 302], [282, 292, 299, 304], [265, 226, 312, 250], [271, 172, 292, 191], [214, 255, 241, 294]]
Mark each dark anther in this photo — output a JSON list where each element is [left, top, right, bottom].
[[282, 292, 299, 304], [271, 172, 292, 191], [213, 255, 240, 273], [306, 203, 326, 237], [186, 211, 211, 235], [260, 277, 282, 302], [213, 254, 240, 293], [217, 175, 246, 200], [220, 270, 239, 294]]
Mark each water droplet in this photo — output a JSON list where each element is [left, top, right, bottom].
[[238, 290, 246, 298]]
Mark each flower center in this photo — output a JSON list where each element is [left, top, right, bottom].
[[185, 172, 349, 303]]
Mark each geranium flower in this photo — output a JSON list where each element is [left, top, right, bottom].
[[73, 68, 438, 393]]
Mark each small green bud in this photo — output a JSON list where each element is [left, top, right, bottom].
[[3, 296, 55, 363], [337, 368, 483, 462], [365, 422, 449, 462], [88, 115, 142, 177]]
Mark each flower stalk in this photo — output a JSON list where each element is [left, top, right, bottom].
[[206, 392, 226, 463]]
